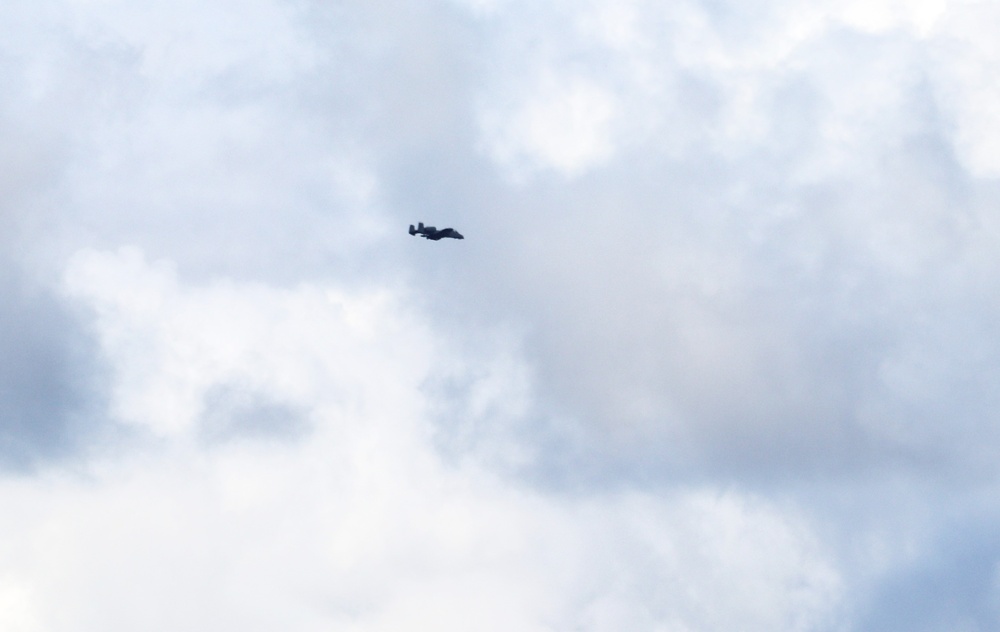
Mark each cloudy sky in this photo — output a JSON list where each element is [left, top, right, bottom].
[[3, 0, 1000, 629]]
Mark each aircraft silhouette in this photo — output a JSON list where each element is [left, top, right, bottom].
[[408, 222, 464, 240]]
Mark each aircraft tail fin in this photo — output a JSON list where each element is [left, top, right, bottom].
[[409, 224, 417, 235], [418, 222, 425, 231]]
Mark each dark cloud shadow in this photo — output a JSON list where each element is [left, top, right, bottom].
[[0, 261, 108, 473], [856, 517, 1000, 631], [198, 383, 310, 446]]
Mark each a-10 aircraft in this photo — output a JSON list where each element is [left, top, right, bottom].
[[408, 222, 464, 240]]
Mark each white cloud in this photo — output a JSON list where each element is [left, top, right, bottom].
[[5, 0, 1000, 627], [480, 74, 618, 179], [0, 464, 842, 631], [64, 0, 320, 90], [468, 0, 989, 182], [0, 578, 40, 632], [925, 2, 1000, 177], [63, 246, 429, 436], [0, 247, 847, 630]]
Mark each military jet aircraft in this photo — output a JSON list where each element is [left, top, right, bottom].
[[409, 222, 464, 240]]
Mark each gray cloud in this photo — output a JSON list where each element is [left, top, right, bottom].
[[0, 262, 104, 471], [854, 509, 1000, 631], [199, 383, 310, 445], [386, 4, 1000, 487]]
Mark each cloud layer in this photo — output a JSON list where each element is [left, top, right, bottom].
[[1, 249, 842, 631], [4, 0, 1000, 629]]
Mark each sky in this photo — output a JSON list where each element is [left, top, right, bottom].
[[2, 0, 1000, 629]]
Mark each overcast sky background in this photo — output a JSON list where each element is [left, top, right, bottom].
[[3, 0, 1000, 629]]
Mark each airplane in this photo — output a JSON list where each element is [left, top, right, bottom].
[[408, 222, 464, 240]]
